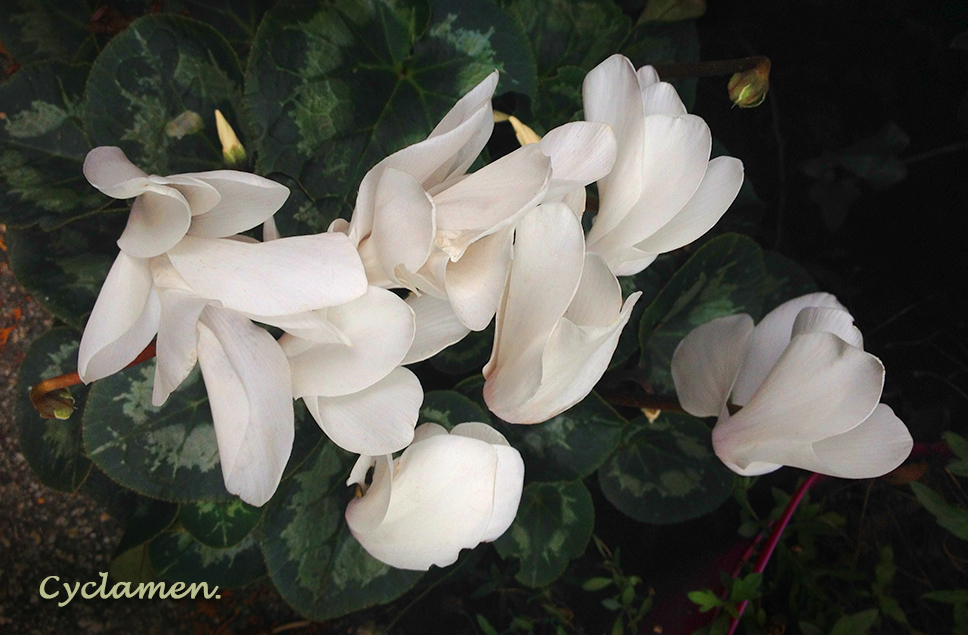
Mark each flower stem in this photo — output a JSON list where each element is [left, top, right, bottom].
[[29, 341, 157, 418], [651, 56, 769, 80], [599, 390, 689, 414], [726, 472, 824, 635]]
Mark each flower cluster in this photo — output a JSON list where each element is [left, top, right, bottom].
[[77, 52, 908, 571]]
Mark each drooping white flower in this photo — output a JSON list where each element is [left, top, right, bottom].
[[582, 54, 745, 276], [279, 286, 422, 456], [671, 293, 913, 478], [77, 147, 370, 506], [483, 202, 640, 424], [345, 422, 524, 570]]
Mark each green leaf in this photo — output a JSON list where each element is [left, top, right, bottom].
[[82, 363, 232, 502], [688, 589, 723, 612], [110, 544, 158, 585], [760, 250, 818, 315], [420, 390, 491, 430], [15, 327, 92, 492], [598, 413, 733, 524], [430, 324, 493, 375], [149, 530, 266, 588], [910, 482, 968, 541], [501, 0, 630, 131], [0, 1, 97, 66], [476, 614, 500, 635], [6, 214, 124, 328], [622, 20, 699, 109], [638, 233, 766, 394], [830, 609, 879, 635], [258, 441, 423, 620], [425, 0, 537, 97], [456, 376, 625, 481], [169, 0, 274, 62], [923, 589, 968, 604], [639, 0, 707, 23], [502, 0, 629, 78], [730, 572, 762, 602], [245, 0, 535, 235], [180, 499, 264, 549], [0, 61, 105, 229], [493, 480, 595, 587], [611, 252, 678, 369], [945, 432, 968, 462], [85, 15, 247, 176], [582, 576, 613, 591], [115, 496, 180, 556]]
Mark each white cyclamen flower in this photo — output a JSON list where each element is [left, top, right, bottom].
[[345, 422, 524, 570], [671, 293, 913, 478], [483, 203, 640, 424], [582, 54, 745, 276], [77, 147, 369, 505]]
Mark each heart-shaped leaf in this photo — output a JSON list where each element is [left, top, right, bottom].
[[598, 413, 733, 524]]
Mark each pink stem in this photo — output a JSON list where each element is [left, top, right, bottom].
[[726, 472, 825, 635]]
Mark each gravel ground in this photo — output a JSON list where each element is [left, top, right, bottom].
[[0, 225, 313, 634]]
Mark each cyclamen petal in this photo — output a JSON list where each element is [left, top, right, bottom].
[[78, 251, 160, 383], [196, 307, 294, 507], [117, 184, 192, 258], [348, 71, 498, 246], [83, 147, 292, 258], [731, 292, 846, 406], [306, 366, 422, 455], [283, 287, 415, 398], [167, 233, 368, 316], [185, 170, 291, 238], [402, 294, 471, 365]]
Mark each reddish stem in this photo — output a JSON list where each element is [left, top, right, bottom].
[[726, 472, 824, 635], [29, 341, 157, 415]]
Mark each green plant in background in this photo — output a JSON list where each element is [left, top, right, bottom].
[[1, 1, 964, 633]]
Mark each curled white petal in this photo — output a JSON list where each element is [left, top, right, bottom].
[[78, 252, 160, 383], [305, 366, 422, 455], [196, 307, 293, 507], [345, 422, 523, 570]]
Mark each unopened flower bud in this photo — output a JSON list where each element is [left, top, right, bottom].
[[728, 60, 770, 108], [493, 110, 542, 146], [30, 387, 75, 420], [215, 109, 247, 167]]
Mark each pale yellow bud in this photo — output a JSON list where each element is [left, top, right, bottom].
[[215, 109, 246, 166], [493, 110, 542, 146]]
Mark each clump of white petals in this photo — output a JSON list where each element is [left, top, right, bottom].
[[582, 54, 745, 276], [671, 293, 913, 478], [345, 422, 524, 570], [78, 146, 370, 506]]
